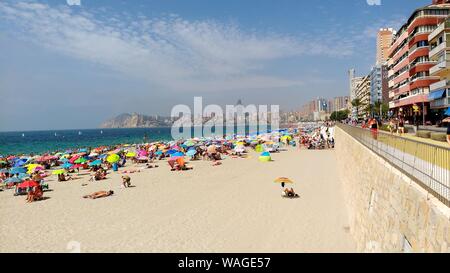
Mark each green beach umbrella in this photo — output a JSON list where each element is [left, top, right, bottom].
[[74, 157, 87, 164]]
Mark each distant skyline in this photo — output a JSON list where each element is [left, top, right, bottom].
[[0, 0, 432, 131]]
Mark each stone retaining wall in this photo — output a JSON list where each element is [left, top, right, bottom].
[[335, 126, 450, 252]]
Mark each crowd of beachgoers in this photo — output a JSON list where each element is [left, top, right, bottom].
[[0, 123, 336, 203]]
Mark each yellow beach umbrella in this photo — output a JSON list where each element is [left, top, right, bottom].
[[106, 154, 120, 163], [26, 164, 43, 171], [274, 177, 294, 184], [126, 152, 136, 158], [52, 169, 66, 175]]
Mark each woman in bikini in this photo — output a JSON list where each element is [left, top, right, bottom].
[[83, 190, 114, 199]]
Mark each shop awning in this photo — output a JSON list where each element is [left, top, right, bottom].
[[428, 89, 446, 100]]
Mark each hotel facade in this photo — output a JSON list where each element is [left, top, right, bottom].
[[428, 18, 450, 120], [387, 0, 450, 124]]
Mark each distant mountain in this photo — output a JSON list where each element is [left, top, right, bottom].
[[99, 113, 173, 128]]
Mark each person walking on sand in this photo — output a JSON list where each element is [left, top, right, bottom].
[[121, 175, 131, 188]]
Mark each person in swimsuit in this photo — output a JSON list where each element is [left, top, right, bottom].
[[83, 190, 114, 199], [398, 118, 405, 135]]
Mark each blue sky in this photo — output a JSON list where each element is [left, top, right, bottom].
[[0, 0, 431, 131]]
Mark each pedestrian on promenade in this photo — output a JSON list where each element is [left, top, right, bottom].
[[445, 117, 450, 145]]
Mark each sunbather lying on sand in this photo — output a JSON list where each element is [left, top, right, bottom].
[[83, 190, 114, 199], [121, 169, 141, 174], [168, 157, 193, 171], [58, 173, 72, 182]]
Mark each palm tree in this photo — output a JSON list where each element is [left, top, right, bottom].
[[374, 101, 382, 118], [351, 99, 362, 120]]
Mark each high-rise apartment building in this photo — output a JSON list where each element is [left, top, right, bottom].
[[387, 1, 450, 124], [377, 28, 394, 65], [428, 18, 450, 119], [349, 69, 363, 101], [370, 64, 390, 105], [355, 75, 371, 118]]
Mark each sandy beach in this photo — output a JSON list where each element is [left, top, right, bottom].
[[0, 148, 355, 253]]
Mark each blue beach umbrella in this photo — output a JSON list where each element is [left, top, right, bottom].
[[171, 152, 185, 157], [62, 162, 73, 169], [18, 173, 30, 179], [166, 149, 177, 155], [59, 157, 69, 163], [98, 154, 107, 159], [9, 167, 27, 174], [13, 158, 28, 167], [155, 150, 163, 155], [88, 160, 102, 166], [5, 177, 22, 183], [186, 150, 197, 157]]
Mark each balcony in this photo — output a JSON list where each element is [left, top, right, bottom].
[[429, 41, 450, 59], [429, 60, 450, 76], [429, 20, 450, 41], [430, 79, 450, 91]]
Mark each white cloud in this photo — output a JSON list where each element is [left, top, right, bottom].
[[66, 0, 81, 6], [0, 1, 355, 93]]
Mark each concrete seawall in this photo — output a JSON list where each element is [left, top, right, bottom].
[[335, 126, 450, 253]]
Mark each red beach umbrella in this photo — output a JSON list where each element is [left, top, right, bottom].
[[18, 180, 40, 188], [69, 155, 80, 164]]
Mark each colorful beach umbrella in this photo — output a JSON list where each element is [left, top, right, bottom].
[[74, 157, 87, 164], [274, 177, 294, 184], [186, 150, 197, 157], [5, 177, 22, 183], [88, 160, 102, 166], [445, 107, 450, 116], [106, 154, 120, 163], [17, 173, 30, 180], [138, 150, 148, 157], [18, 180, 40, 188], [171, 152, 185, 157], [52, 169, 66, 175], [62, 162, 73, 169], [126, 152, 137, 158], [69, 155, 80, 164], [71, 164, 84, 169], [13, 158, 28, 167], [184, 140, 196, 147], [10, 167, 27, 174], [259, 151, 272, 162]]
